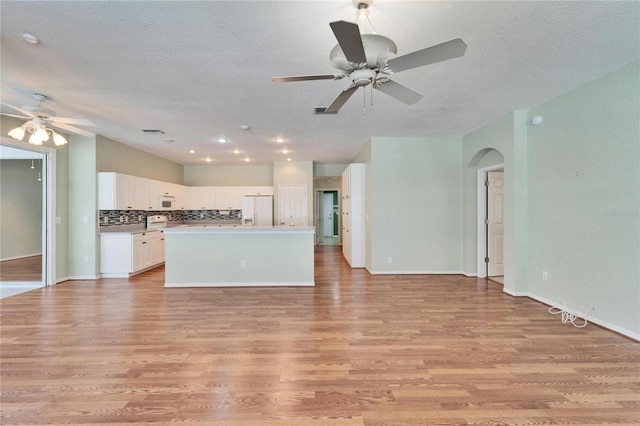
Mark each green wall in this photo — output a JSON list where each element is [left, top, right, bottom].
[[0, 160, 43, 260], [366, 137, 463, 273], [526, 61, 639, 335], [184, 164, 273, 186], [68, 135, 99, 279], [96, 135, 183, 184]]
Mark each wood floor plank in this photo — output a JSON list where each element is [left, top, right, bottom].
[[1, 246, 639, 424]]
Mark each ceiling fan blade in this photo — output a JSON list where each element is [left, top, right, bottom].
[[1, 102, 36, 118], [47, 116, 96, 126], [330, 21, 367, 64], [0, 112, 30, 120], [386, 38, 467, 73], [48, 122, 95, 137], [272, 75, 337, 83], [375, 79, 424, 105], [324, 86, 358, 113]]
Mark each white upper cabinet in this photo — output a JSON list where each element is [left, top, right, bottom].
[[190, 187, 216, 210], [99, 172, 142, 210], [215, 187, 244, 210], [244, 186, 274, 196]]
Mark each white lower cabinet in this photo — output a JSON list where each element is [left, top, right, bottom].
[[101, 231, 164, 278]]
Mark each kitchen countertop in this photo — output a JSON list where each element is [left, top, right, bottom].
[[99, 221, 243, 234], [163, 225, 315, 234]]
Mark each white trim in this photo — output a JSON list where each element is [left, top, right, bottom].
[[1, 138, 56, 288], [462, 271, 478, 277], [67, 275, 101, 280], [164, 281, 315, 288], [368, 270, 465, 275], [504, 289, 640, 342], [56, 277, 70, 284], [476, 163, 504, 278]]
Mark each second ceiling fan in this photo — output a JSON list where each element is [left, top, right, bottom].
[[273, 19, 467, 113]]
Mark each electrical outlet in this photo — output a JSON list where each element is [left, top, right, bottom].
[[241, 260, 247, 268], [119, 216, 124, 223], [124, 216, 129, 223], [138, 215, 143, 222], [104, 217, 109, 224], [83, 255, 89, 263], [387, 256, 393, 264], [200, 213, 204, 219], [542, 271, 549, 281]]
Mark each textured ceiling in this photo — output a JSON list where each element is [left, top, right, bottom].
[[1, 1, 638, 166]]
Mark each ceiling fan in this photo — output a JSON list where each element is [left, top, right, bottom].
[[1, 93, 96, 143], [273, 20, 467, 113]]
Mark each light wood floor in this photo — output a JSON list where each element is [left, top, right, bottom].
[[0, 255, 42, 281], [1, 246, 638, 425]]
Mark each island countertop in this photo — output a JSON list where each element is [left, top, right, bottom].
[[162, 225, 315, 234]]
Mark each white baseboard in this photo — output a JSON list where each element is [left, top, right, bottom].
[[0, 253, 42, 262], [165, 281, 315, 288], [463, 271, 478, 277], [67, 275, 101, 280], [368, 270, 465, 275], [503, 289, 640, 342]]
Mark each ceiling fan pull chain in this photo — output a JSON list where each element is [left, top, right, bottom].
[[370, 83, 374, 107], [362, 88, 367, 114]]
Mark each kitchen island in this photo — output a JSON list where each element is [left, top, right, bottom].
[[163, 226, 315, 287]]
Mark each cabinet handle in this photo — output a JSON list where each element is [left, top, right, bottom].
[[142, 241, 147, 244]]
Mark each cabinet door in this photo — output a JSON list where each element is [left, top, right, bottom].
[[244, 186, 274, 196], [132, 235, 146, 271], [216, 187, 244, 209], [190, 187, 216, 210], [150, 232, 165, 265], [98, 173, 117, 210]]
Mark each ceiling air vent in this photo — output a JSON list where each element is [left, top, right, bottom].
[[141, 129, 166, 134], [314, 107, 337, 115]]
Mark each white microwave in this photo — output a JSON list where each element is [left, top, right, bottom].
[[158, 195, 175, 210]]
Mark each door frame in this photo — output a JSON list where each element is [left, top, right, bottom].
[[476, 163, 504, 278], [1, 138, 56, 288], [314, 189, 340, 245]]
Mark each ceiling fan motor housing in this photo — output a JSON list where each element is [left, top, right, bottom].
[[350, 68, 377, 86], [330, 34, 397, 69]]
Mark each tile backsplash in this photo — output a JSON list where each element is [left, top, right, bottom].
[[99, 210, 242, 227]]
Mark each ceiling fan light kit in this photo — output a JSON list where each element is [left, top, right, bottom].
[[272, 8, 466, 113], [1, 92, 96, 145]]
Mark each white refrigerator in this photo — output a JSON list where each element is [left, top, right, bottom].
[[242, 195, 273, 226]]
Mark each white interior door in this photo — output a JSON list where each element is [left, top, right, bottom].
[[487, 171, 504, 276], [278, 184, 307, 226]]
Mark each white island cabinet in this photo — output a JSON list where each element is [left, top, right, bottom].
[[163, 226, 315, 287], [101, 230, 165, 278]]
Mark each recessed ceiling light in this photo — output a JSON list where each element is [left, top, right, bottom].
[[189, 150, 196, 154], [282, 148, 289, 154], [218, 138, 227, 143], [22, 33, 39, 44], [276, 138, 284, 143], [205, 157, 212, 162], [287, 158, 292, 162], [244, 157, 250, 162], [233, 149, 240, 154], [240, 124, 250, 131]]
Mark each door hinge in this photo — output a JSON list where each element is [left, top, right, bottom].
[[484, 218, 489, 225], [484, 257, 490, 263], [484, 180, 489, 187]]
